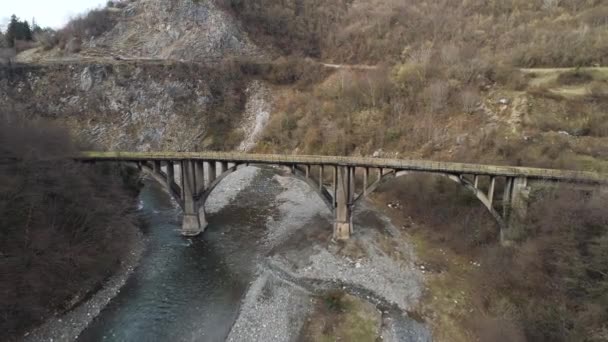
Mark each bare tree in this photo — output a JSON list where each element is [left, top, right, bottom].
[[425, 81, 449, 113], [461, 89, 481, 114]]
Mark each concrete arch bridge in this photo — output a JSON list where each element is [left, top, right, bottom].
[[78, 152, 608, 244]]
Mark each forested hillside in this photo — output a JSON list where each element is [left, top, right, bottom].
[[0, 119, 140, 339], [219, 0, 608, 174], [218, 0, 608, 66]]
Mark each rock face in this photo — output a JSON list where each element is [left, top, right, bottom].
[[2, 1, 275, 152], [0, 63, 251, 151], [1, 1, 276, 152], [87, 0, 261, 61]]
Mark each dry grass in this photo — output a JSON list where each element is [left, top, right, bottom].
[[369, 177, 608, 342], [219, 0, 608, 67], [298, 291, 381, 342]]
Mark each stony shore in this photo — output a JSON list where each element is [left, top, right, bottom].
[[226, 172, 432, 341], [22, 229, 146, 342]]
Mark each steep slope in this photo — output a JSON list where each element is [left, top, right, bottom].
[[6, 0, 275, 152], [86, 0, 261, 61], [1, 62, 251, 151]]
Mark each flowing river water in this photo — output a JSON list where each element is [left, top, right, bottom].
[[79, 168, 281, 341]]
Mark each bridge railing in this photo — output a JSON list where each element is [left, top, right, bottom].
[[77, 151, 608, 185]]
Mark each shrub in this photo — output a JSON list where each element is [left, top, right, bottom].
[[323, 290, 347, 312], [58, 8, 116, 51], [469, 188, 608, 341], [556, 70, 594, 86], [65, 37, 82, 53], [34, 30, 58, 50], [460, 88, 481, 114]]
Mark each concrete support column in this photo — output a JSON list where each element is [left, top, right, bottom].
[[502, 177, 514, 219], [218, 161, 228, 175], [332, 166, 338, 205], [503, 176, 530, 243], [349, 167, 356, 200], [319, 165, 324, 191], [488, 176, 496, 206], [181, 160, 207, 237], [204, 161, 216, 188], [194, 160, 205, 195], [166, 161, 175, 185], [153, 160, 162, 174], [334, 166, 353, 240], [363, 168, 369, 195]]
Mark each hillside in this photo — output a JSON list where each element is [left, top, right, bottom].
[[3, 0, 608, 341], [223, 3, 608, 339], [230, 0, 608, 174], [217, 0, 608, 66], [18, 0, 261, 62]]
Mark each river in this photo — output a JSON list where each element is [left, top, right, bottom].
[[78, 167, 279, 341]]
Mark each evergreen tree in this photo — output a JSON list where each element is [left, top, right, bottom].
[[21, 21, 33, 41], [5, 15, 33, 47], [5, 15, 18, 46]]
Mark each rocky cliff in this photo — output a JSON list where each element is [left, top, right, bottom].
[[3, 0, 274, 152], [0, 62, 270, 151]]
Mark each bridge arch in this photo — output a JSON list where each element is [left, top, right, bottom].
[[352, 170, 506, 231], [79, 151, 607, 243], [288, 165, 335, 214], [196, 163, 243, 208], [140, 161, 335, 236]]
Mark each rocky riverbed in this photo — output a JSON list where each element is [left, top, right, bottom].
[[227, 172, 432, 341]]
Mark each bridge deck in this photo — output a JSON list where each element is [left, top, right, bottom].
[[78, 151, 608, 184]]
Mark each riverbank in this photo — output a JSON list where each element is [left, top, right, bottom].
[[22, 227, 146, 342], [25, 166, 433, 341]]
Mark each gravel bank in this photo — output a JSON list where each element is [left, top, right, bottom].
[[22, 229, 146, 342], [226, 271, 312, 342], [269, 203, 423, 312], [206, 166, 260, 214], [227, 169, 431, 341], [263, 174, 331, 248]]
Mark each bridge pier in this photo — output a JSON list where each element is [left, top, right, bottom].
[[502, 176, 531, 243], [181, 160, 207, 236], [334, 166, 353, 240]]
